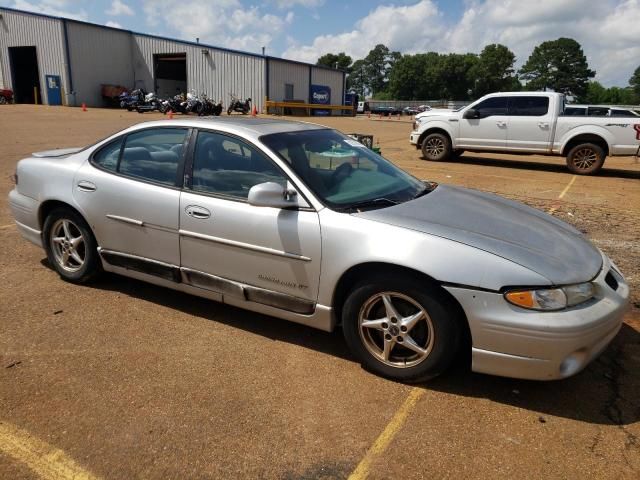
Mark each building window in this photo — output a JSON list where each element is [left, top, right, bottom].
[[285, 84, 294, 100]]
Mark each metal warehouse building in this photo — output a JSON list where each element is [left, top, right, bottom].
[[0, 7, 345, 113]]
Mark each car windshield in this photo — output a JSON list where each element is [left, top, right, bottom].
[[261, 129, 428, 211]]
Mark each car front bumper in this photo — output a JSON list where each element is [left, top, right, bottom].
[[409, 131, 419, 146], [444, 254, 629, 380], [8, 188, 42, 248]]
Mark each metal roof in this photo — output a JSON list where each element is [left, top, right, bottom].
[[0, 6, 345, 73]]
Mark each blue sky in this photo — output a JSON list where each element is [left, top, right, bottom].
[[4, 1, 640, 86]]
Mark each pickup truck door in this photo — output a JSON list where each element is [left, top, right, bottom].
[[458, 97, 508, 149], [506, 96, 554, 152]]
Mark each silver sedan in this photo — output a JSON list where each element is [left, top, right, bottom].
[[9, 117, 629, 382]]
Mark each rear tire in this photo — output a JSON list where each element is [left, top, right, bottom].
[[342, 274, 461, 382], [421, 133, 452, 161], [566, 143, 605, 175], [43, 208, 101, 284]]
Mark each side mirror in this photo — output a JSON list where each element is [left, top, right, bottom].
[[463, 108, 480, 119], [248, 182, 309, 209]]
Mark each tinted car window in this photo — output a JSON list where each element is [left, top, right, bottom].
[[509, 96, 549, 116], [191, 131, 285, 199], [610, 109, 638, 117], [473, 97, 508, 118], [119, 128, 187, 186], [564, 107, 586, 116], [93, 138, 122, 171]]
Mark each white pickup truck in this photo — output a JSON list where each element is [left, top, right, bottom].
[[409, 92, 640, 174]]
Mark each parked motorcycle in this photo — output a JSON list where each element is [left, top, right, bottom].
[[227, 94, 251, 115], [159, 93, 186, 114], [119, 88, 146, 111], [197, 94, 223, 116], [136, 92, 162, 113]]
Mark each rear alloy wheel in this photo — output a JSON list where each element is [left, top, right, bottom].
[[421, 133, 452, 161], [342, 276, 460, 382], [43, 208, 101, 283], [566, 143, 605, 175]]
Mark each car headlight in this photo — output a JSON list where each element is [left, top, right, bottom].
[[505, 282, 595, 311]]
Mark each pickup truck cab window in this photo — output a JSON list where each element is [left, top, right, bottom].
[[508, 96, 549, 116], [472, 97, 508, 118]]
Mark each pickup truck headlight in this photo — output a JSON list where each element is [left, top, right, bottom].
[[505, 282, 594, 311]]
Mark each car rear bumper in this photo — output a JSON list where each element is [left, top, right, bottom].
[[444, 254, 629, 380], [8, 188, 42, 248]]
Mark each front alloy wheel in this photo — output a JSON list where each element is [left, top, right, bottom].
[[359, 292, 435, 368], [421, 133, 452, 161], [342, 276, 461, 382]]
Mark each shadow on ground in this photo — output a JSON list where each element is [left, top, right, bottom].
[[46, 261, 640, 429], [431, 154, 640, 179]]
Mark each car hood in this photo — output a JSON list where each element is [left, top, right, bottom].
[[355, 185, 602, 286], [415, 109, 456, 120]]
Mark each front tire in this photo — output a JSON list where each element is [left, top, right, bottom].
[[566, 143, 605, 175], [43, 208, 101, 284], [342, 275, 461, 382], [421, 133, 452, 161]]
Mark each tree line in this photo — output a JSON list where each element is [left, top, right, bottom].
[[317, 39, 640, 104]]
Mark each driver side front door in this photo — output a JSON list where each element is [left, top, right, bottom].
[[178, 129, 322, 314], [458, 97, 509, 150]]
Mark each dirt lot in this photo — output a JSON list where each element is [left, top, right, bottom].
[[1, 105, 639, 479]]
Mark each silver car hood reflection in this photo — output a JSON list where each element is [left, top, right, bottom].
[[356, 185, 602, 285]]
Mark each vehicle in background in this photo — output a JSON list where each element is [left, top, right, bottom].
[[564, 104, 640, 117], [402, 106, 421, 115], [0, 88, 13, 104], [357, 101, 369, 114], [410, 92, 640, 175], [227, 94, 252, 115], [9, 117, 629, 382]]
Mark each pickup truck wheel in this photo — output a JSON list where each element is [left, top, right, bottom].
[[566, 143, 605, 175], [342, 275, 460, 382], [421, 133, 451, 161]]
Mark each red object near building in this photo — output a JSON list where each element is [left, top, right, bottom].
[[0, 89, 14, 104]]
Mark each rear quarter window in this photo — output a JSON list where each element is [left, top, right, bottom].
[[509, 97, 549, 116]]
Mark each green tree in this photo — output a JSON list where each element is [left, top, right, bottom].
[[347, 59, 368, 97], [584, 81, 607, 104], [469, 44, 519, 97], [519, 38, 595, 98], [439, 53, 479, 100], [629, 65, 640, 98], [387, 53, 431, 100], [316, 52, 352, 72], [363, 44, 401, 95]]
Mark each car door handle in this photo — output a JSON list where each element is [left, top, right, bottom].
[[185, 205, 211, 219], [496, 121, 507, 127], [538, 122, 549, 128], [77, 180, 97, 192]]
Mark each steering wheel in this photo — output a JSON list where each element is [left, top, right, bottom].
[[331, 162, 353, 187]]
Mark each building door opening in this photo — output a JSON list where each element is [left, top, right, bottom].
[[9, 46, 42, 104], [154, 53, 187, 98]]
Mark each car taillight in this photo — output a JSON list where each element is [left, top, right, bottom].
[[10, 172, 18, 185], [634, 124, 640, 140]]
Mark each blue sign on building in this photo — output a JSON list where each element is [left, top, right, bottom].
[[311, 84, 331, 116]]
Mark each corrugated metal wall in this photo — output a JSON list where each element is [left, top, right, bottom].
[[311, 67, 344, 115], [132, 35, 265, 110], [66, 22, 134, 107], [0, 9, 67, 104], [268, 59, 309, 102]]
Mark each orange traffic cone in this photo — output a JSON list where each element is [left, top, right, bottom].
[[367, 111, 371, 118], [81, 103, 87, 112], [251, 105, 257, 117], [168, 110, 174, 119]]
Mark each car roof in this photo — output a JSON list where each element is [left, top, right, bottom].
[[125, 117, 329, 140]]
